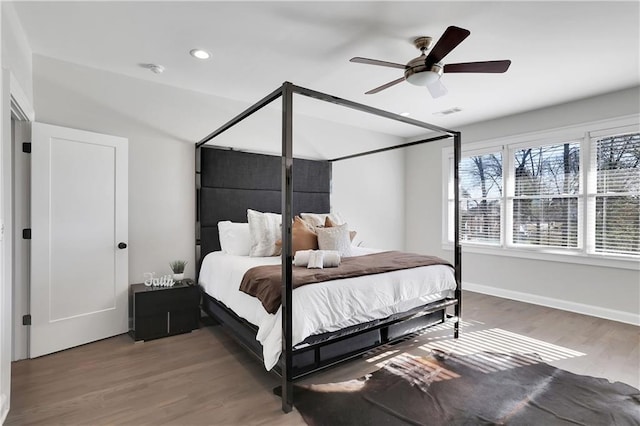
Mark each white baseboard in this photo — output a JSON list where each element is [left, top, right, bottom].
[[464, 281, 640, 326]]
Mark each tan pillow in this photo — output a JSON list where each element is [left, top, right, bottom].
[[324, 216, 357, 241], [300, 212, 344, 228], [276, 216, 319, 254]]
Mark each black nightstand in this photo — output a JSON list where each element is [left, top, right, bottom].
[[129, 282, 200, 341]]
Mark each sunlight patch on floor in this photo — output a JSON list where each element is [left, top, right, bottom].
[[366, 349, 400, 363], [364, 319, 482, 365], [378, 353, 461, 387], [420, 328, 586, 365], [414, 319, 482, 335], [357, 323, 587, 385]]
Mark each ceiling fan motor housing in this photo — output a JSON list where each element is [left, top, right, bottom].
[[405, 58, 443, 86]]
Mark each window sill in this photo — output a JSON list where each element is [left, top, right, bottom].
[[442, 242, 639, 270]]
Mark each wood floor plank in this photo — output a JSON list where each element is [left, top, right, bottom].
[[6, 291, 639, 425]]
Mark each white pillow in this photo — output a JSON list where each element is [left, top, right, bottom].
[[316, 223, 352, 257], [217, 221, 251, 256], [300, 212, 345, 228], [247, 209, 282, 257]]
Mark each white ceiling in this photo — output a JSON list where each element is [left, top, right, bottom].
[[12, 1, 640, 138]]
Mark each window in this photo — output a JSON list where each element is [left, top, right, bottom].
[[589, 131, 640, 256], [510, 142, 580, 249], [445, 121, 639, 261], [452, 152, 503, 244]]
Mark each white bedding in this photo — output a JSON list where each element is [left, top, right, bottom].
[[198, 247, 456, 370]]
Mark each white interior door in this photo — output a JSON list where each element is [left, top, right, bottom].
[[30, 122, 128, 358]]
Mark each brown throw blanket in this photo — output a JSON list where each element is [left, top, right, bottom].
[[239, 251, 453, 314]]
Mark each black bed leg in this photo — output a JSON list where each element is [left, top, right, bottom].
[[282, 381, 293, 413], [453, 295, 461, 339]]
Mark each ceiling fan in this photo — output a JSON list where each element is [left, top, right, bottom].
[[350, 26, 511, 98]]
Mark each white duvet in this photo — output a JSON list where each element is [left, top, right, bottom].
[[198, 247, 456, 370]]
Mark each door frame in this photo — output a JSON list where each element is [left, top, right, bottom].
[[5, 72, 34, 364], [10, 77, 33, 361], [0, 67, 34, 423]]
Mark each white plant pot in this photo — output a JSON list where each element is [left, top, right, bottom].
[[173, 273, 184, 281]]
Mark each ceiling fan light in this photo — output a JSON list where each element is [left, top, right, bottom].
[[405, 62, 444, 88], [406, 71, 440, 87]]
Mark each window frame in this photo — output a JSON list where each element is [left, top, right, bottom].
[[442, 115, 639, 270], [586, 124, 640, 257], [506, 137, 584, 252], [445, 146, 505, 247]]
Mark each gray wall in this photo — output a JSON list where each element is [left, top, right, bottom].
[[405, 86, 640, 324], [33, 55, 406, 282]]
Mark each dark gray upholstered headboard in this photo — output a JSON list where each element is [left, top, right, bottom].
[[197, 147, 331, 263]]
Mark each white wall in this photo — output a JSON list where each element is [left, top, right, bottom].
[[405, 86, 640, 324], [0, 2, 8, 419], [333, 149, 405, 250], [33, 55, 405, 283], [1, 2, 32, 104], [0, 99, 8, 426]]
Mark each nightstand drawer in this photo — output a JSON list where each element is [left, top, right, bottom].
[[129, 282, 200, 341], [169, 308, 200, 334], [134, 286, 199, 316], [136, 314, 169, 339]]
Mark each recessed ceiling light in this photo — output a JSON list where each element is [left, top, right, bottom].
[[190, 49, 211, 60], [400, 112, 411, 117]]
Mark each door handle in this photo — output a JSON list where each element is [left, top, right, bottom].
[[118, 242, 128, 249]]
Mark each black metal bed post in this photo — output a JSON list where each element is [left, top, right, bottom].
[[453, 131, 462, 339], [281, 82, 294, 413], [195, 146, 201, 281]]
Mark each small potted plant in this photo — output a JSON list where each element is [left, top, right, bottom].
[[169, 260, 187, 281]]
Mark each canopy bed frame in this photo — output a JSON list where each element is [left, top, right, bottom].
[[195, 82, 462, 413]]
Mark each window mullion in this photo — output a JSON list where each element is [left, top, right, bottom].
[[504, 144, 514, 248], [584, 132, 595, 253]]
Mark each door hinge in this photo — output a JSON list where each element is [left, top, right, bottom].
[[23, 228, 32, 239], [23, 314, 31, 326], [22, 142, 31, 153]]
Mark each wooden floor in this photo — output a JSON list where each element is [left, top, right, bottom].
[[6, 291, 639, 425]]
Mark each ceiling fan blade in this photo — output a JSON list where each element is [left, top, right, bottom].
[[365, 77, 405, 94], [350, 57, 406, 70], [444, 60, 512, 73], [425, 26, 471, 66], [427, 79, 448, 98]]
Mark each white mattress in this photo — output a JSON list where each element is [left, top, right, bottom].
[[198, 247, 456, 370]]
